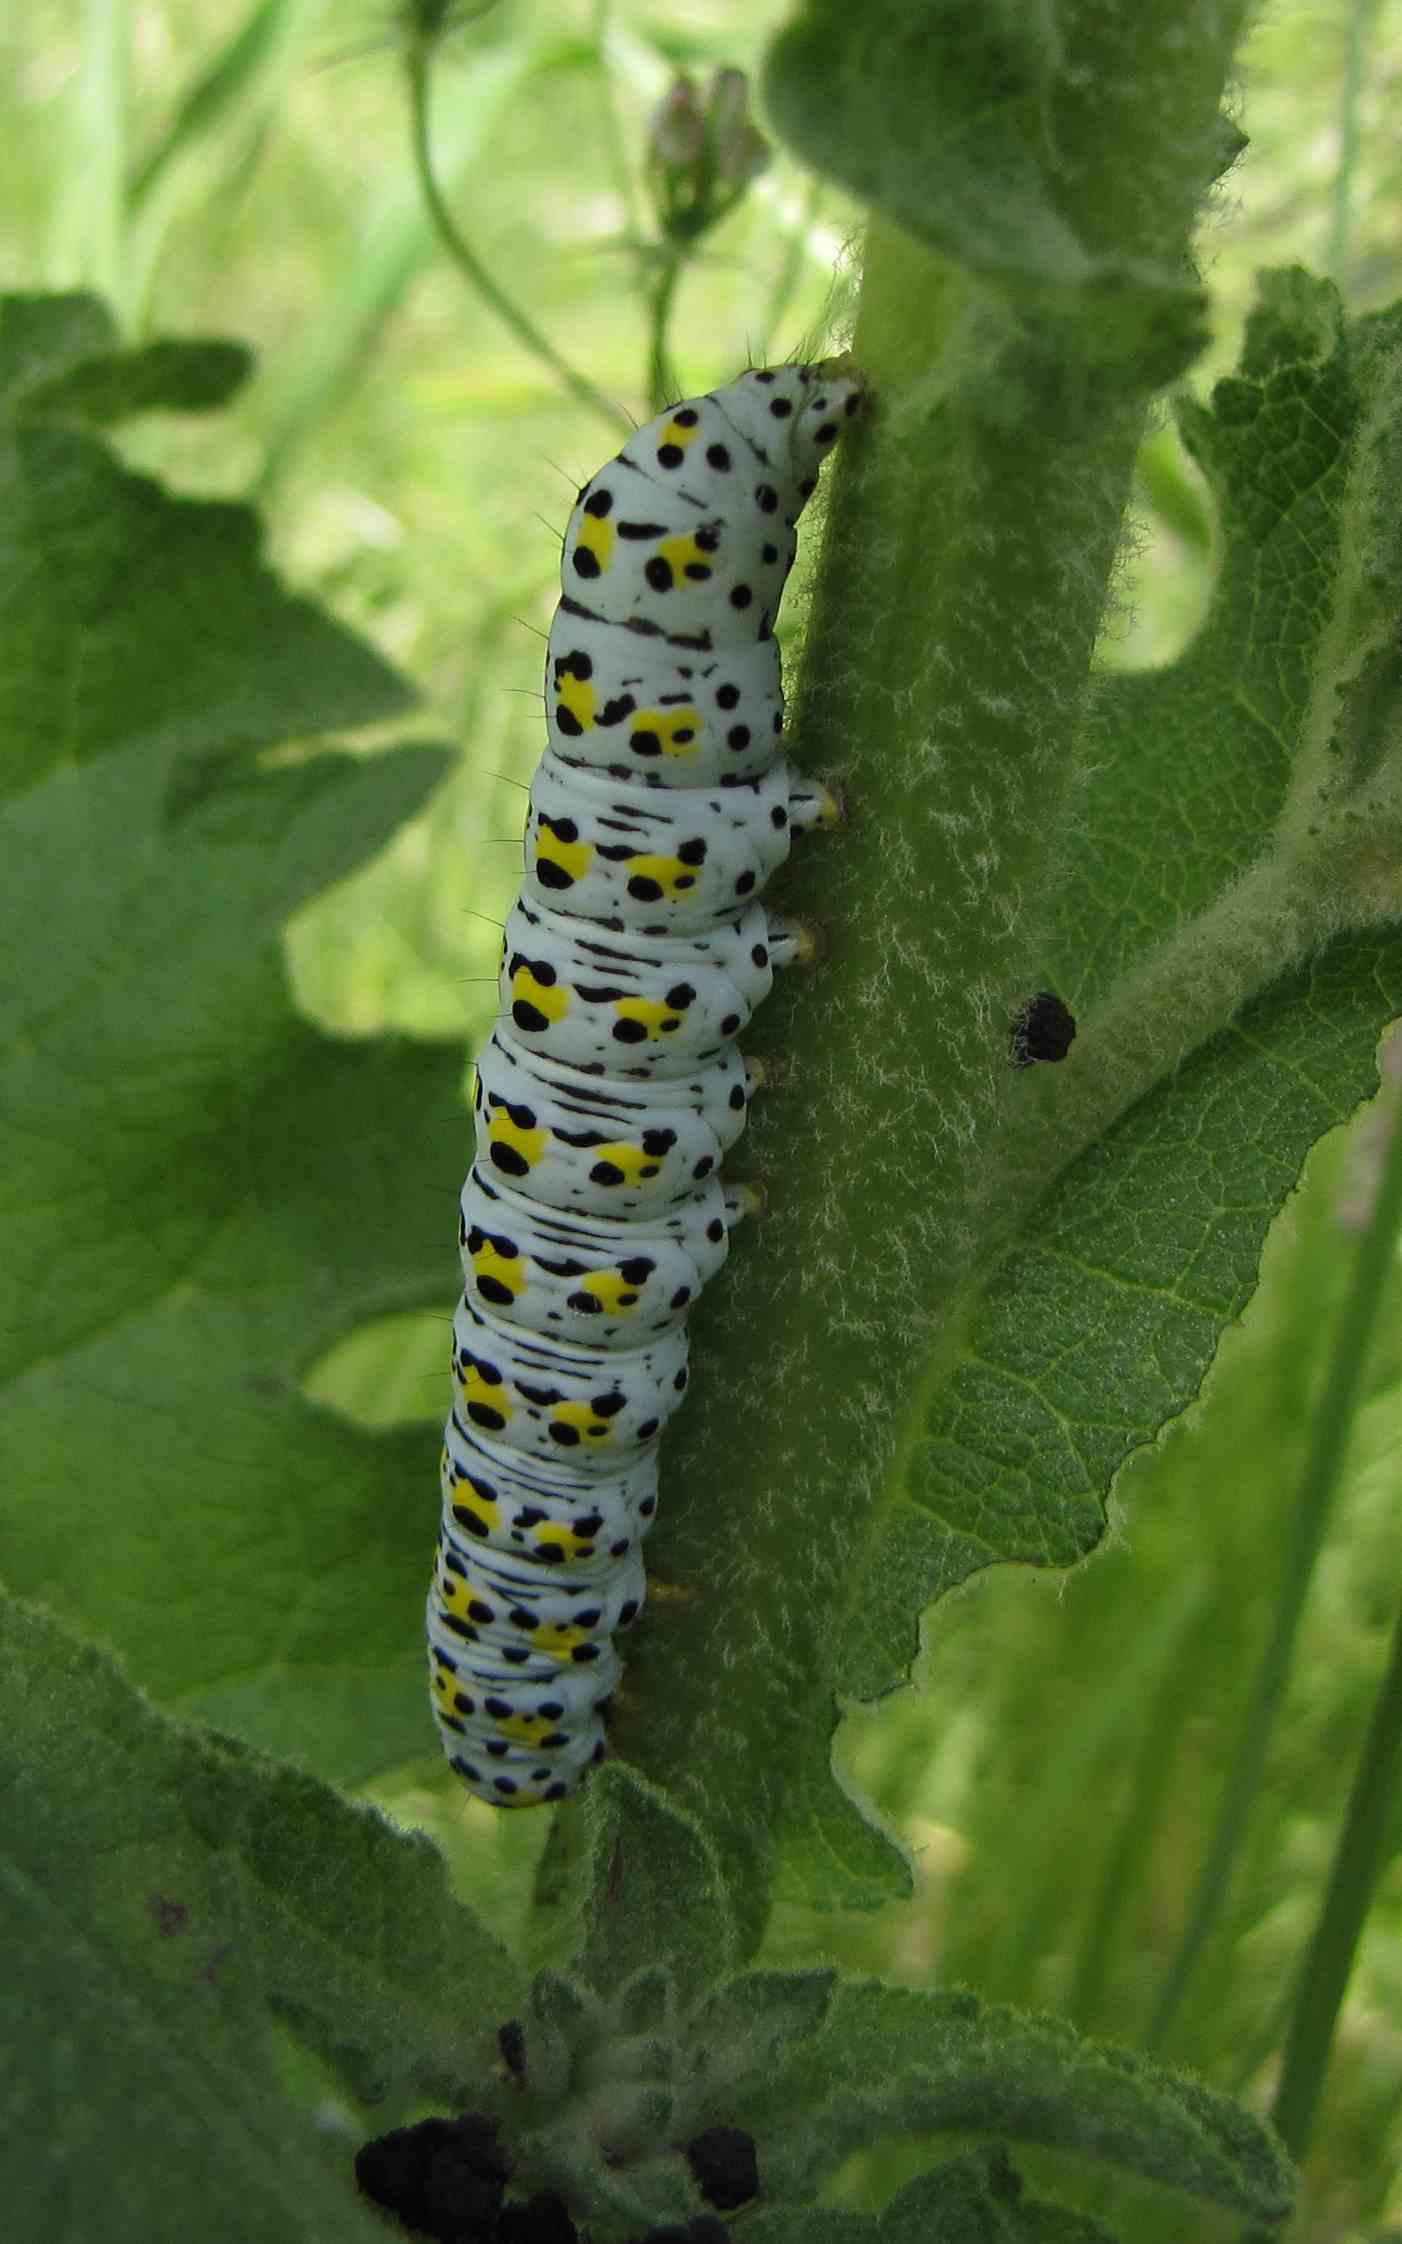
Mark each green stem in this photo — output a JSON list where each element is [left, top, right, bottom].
[[1268, 1588, 1402, 2157], [1066, 1578, 1211, 2030], [406, 43, 629, 435], [127, 0, 289, 214], [590, 0, 643, 246], [71, 0, 131, 320], [544, 0, 1257, 1988], [646, 253, 683, 413], [1146, 1068, 1402, 2053], [1326, 0, 1373, 284]]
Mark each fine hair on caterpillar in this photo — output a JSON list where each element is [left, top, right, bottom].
[[427, 357, 864, 1808]]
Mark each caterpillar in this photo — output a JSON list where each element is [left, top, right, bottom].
[[427, 358, 864, 1808]]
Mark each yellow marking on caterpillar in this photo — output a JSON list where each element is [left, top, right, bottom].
[[657, 532, 713, 584], [453, 1484, 504, 1538], [551, 1399, 615, 1444], [595, 1139, 665, 1185], [529, 1518, 600, 1562], [471, 1237, 526, 1302], [578, 1268, 643, 1313], [531, 1619, 595, 1660], [660, 416, 700, 454], [632, 704, 701, 757], [614, 995, 685, 1040], [576, 509, 615, 573], [458, 1360, 513, 1425], [624, 853, 700, 903], [535, 823, 593, 883], [431, 1663, 459, 1711], [437, 1567, 478, 1623], [492, 1710, 563, 1749], [487, 1108, 548, 1172], [513, 964, 571, 1024], [557, 670, 598, 731]]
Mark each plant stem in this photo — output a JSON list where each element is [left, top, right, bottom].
[[542, 0, 1259, 1987], [1268, 1601, 1402, 2150], [646, 252, 682, 413], [1237, 1595, 1402, 2243], [127, 0, 290, 214], [1146, 1064, 1402, 2052], [590, 0, 643, 246], [255, 40, 539, 493], [69, 0, 131, 319], [1326, 0, 1373, 284], [406, 43, 629, 436], [1066, 1577, 1211, 2030]]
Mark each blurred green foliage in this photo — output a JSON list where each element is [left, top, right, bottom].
[[5, 3, 1402, 2234]]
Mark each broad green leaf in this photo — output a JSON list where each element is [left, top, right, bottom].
[[834, 273, 1402, 1706], [0, 1595, 522, 2244], [745, 2149, 1118, 2242], [24, 333, 254, 423], [0, 293, 464, 1790], [770, 1710, 914, 1911], [0, 292, 120, 407], [839, 930, 1402, 1696], [765, 0, 1213, 397], [0, 286, 251, 424], [1054, 269, 1351, 999], [688, 1964, 838, 2084], [766, 1, 1091, 288], [747, 1982, 1293, 2226], [570, 1764, 744, 2005]]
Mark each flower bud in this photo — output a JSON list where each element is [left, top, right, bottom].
[[646, 67, 771, 243]]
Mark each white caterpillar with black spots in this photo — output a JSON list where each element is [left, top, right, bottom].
[[427, 358, 864, 1808]]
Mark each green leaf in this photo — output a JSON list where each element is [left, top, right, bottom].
[[746, 2148, 1121, 2241], [687, 1965, 838, 2091], [748, 1983, 1294, 2225], [839, 931, 1402, 1696], [0, 419, 411, 802], [0, 1594, 523, 2244], [0, 292, 120, 407], [1056, 269, 1350, 995], [24, 335, 253, 423], [0, 293, 464, 1791], [766, 0, 1091, 289], [764, 0, 1211, 399], [773, 1708, 914, 1910], [835, 271, 1402, 1706], [0, 288, 252, 427], [570, 1765, 744, 2005]]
